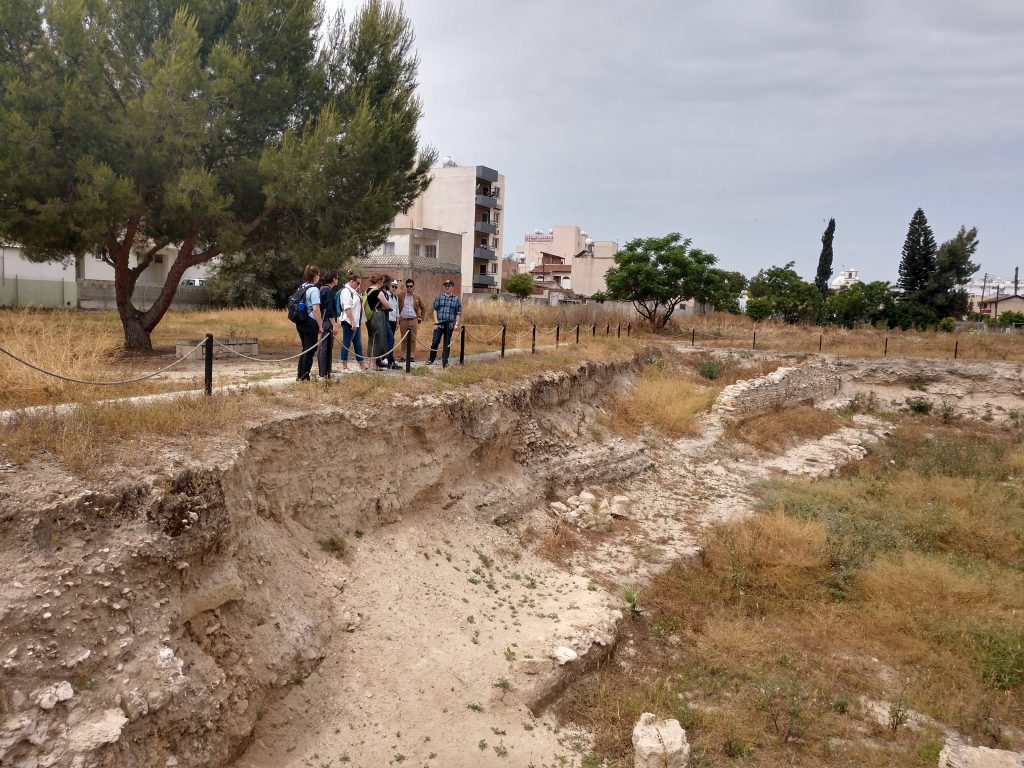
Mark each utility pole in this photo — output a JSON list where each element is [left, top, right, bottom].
[[980, 273, 988, 316], [1015, 267, 1019, 297], [994, 282, 1001, 322]]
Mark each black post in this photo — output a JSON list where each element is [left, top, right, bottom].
[[204, 333, 213, 396], [459, 325, 466, 365], [405, 331, 412, 373], [884, 336, 888, 356], [606, 322, 610, 336], [954, 340, 959, 360], [819, 334, 823, 352], [752, 331, 757, 350], [555, 324, 560, 348], [531, 324, 536, 354], [691, 328, 695, 347], [592, 323, 596, 337], [626, 322, 631, 337], [616, 323, 621, 338], [575, 324, 580, 344], [500, 324, 506, 358]]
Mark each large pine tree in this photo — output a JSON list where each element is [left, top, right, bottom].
[[897, 208, 938, 298], [0, 0, 434, 348], [814, 218, 836, 298]]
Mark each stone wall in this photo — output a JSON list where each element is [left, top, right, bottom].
[[713, 363, 841, 418]]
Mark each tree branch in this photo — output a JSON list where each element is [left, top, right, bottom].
[[130, 238, 173, 277]]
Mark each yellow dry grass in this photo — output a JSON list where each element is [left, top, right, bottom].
[[727, 405, 846, 453], [609, 368, 718, 438]]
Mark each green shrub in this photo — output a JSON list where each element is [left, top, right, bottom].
[[696, 357, 726, 380], [939, 317, 956, 332], [906, 397, 933, 414]]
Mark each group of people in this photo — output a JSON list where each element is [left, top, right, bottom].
[[293, 265, 464, 381]]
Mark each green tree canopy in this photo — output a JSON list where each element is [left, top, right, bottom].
[[503, 272, 536, 300], [814, 218, 836, 298], [931, 226, 980, 318], [824, 281, 896, 328], [897, 208, 938, 301], [0, 0, 434, 348], [746, 262, 822, 324], [603, 233, 720, 328]]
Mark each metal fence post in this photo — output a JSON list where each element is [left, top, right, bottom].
[[459, 325, 466, 365], [531, 324, 536, 354], [616, 323, 621, 338], [555, 324, 560, 348], [500, 323, 506, 358], [204, 333, 214, 396], [691, 328, 695, 346], [405, 332, 412, 373], [592, 323, 596, 337], [884, 336, 888, 356], [954, 340, 959, 360], [575, 324, 580, 344], [819, 334, 823, 352], [752, 331, 757, 350], [626, 322, 631, 337], [606, 322, 610, 336]]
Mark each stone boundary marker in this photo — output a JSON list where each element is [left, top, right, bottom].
[[713, 363, 841, 419]]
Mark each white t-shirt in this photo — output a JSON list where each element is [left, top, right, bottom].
[[340, 284, 363, 327]]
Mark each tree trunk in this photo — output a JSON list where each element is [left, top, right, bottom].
[[120, 307, 152, 351]]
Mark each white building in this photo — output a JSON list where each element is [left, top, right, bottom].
[[830, 266, 862, 290], [381, 161, 506, 295], [513, 224, 618, 297]]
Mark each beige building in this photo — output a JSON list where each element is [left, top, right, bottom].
[[362, 227, 463, 297], [514, 225, 617, 297], [387, 162, 505, 295]]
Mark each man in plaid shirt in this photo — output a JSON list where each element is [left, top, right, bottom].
[[427, 279, 462, 368]]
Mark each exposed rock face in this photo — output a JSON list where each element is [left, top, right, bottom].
[[632, 712, 690, 768], [938, 742, 1024, 768]]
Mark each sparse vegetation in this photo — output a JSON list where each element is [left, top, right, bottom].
[[556, 420, 1024, 766], [726, 405, 846, 454]]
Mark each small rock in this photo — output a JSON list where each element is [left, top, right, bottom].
[[67, 709, 128, 751], [578, 491, 596, 505], [549, 502, 569, 513], [632, 712, 690, 768], [551, 646, 578, 665], [166, 757, 178, 767], [37, 691, 58, 711], [54, 681, 74, 702], [612, 495, 632, 507]]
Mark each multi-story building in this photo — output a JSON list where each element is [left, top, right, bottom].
[[381, 161, 506, 295], [514, 225, 618, 297], [360, 227, 463, 297]]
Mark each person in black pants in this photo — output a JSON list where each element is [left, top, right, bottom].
[[318, 271, 340, 378], [295, 264, 322, 381], [427, 279, 462, 368]]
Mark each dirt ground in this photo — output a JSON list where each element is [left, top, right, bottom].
[[1, 349, 1021, 768]]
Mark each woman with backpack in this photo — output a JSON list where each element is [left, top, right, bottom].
[[364, 273, 392, 371], [318, 271, 340, 379], [338, 270, 368, 371], [294, 265, 322, 381]]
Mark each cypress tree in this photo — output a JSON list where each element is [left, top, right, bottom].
[[897, 208, 938, 298], [814, 218, 836, 298]]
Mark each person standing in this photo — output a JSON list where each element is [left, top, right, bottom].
[[318, 270, 340, 379], [427, 279, 462, 368], [365, 274, 392, 370], [295, 265, 322, 381], [338, 270, 368, 371], [380, 276, 398, 369], [397, 278, 425, 362], [386, 279, 402, 367]]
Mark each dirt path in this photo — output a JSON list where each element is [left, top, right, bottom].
[[234, 410, 889, 768]]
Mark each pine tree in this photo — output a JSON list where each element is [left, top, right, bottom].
[[897, 208, 938, 299], [814, 218, 836, 298], [0, 0, 435, 348], [931, 226, 980, 318]]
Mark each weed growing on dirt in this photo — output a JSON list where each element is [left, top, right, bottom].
[[906, 396, 933, 414], [726, 405, 846, 454], [608, 366, 717, 438], [620, 585, 643, 617], [318, 537, 348, 559]]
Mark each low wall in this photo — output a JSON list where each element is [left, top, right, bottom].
[[77, 279, 211, 311], [713, 363, 841, 418]]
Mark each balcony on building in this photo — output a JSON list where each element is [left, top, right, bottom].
[[472, 273, 496, 287], [474, 246, 497, 261], [475, 220, 498, 235]]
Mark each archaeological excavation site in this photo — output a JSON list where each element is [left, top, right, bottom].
[[1, 346, 1022, 768]]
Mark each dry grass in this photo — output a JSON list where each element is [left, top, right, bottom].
[[609, 369, 717, 438], [556, 420, 1024, 767], [0, 392, 269, 474], [727, 405, 847, 453]]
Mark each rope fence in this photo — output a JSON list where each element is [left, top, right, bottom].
[[5, 315, 1005, 407]]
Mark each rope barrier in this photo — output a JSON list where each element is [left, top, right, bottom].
[[213, 332, 328, 363], [0, 342, 205, 386]]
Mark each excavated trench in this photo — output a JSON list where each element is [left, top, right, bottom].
[[0, 357, 651, 768], [3, 350, 1022, 768]]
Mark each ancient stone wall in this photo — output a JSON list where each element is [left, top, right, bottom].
[[713, 363, 841, 418]]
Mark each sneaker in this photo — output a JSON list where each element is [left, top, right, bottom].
[[426, 360, 435, 366]]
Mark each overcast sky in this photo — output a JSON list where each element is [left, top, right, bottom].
[[330, 0, 1023, 286]]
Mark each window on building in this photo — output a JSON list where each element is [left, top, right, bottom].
[[488, 263, 497, 274], [479, 238, 487, 248], [478, 264, 486, 275], [154, 253, 163, 264], [383, 242, 395, 257], [491, 237, 498, 248], [423, 244, 437, 259]]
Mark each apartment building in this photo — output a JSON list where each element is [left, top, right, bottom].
[[361, 227, 463, 297], [385, 162, 506, 295], [514, 225, 618, 297]]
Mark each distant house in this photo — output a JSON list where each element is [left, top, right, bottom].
[[978, 294, 1024, 318], [530, 254, 572, 294], [830, 266, 861, 290]]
